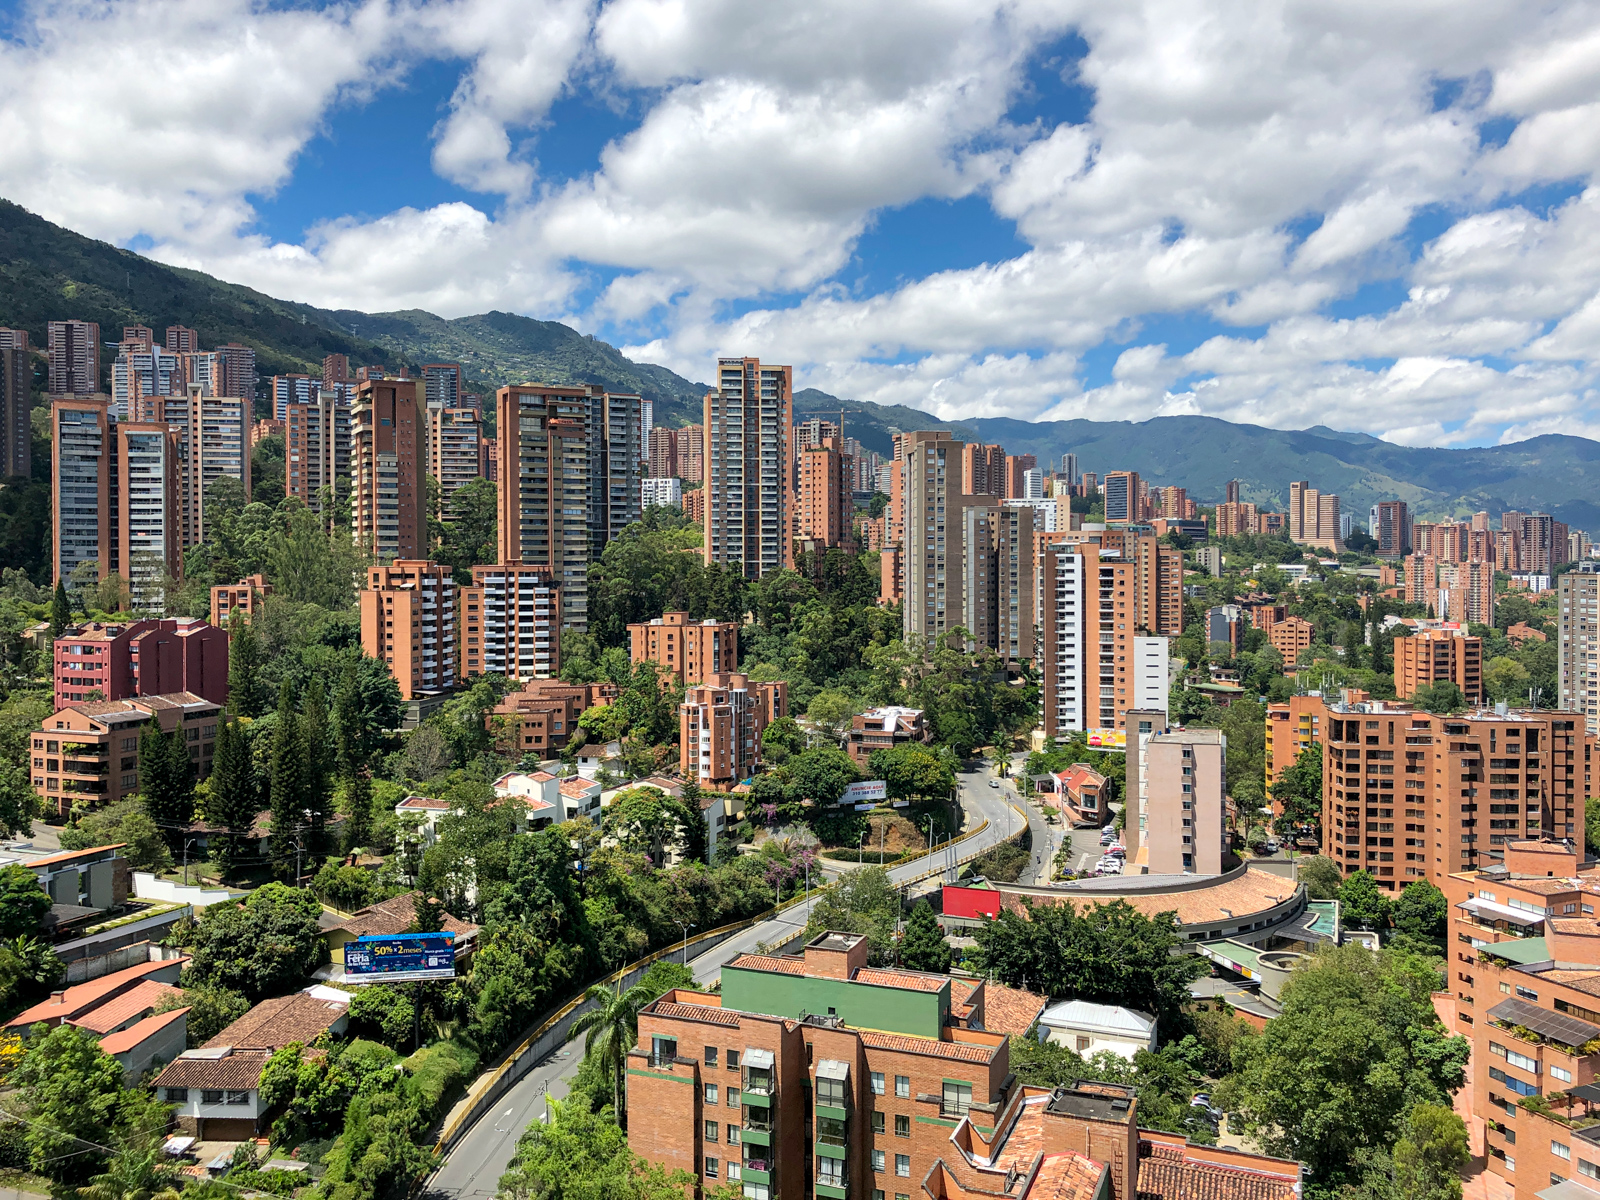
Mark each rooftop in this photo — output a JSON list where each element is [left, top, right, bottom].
[[99, 1006, 189, 1056], [330, 891, 476, 940], [204, 992, 350, 1051], [22, 842, 127, 869], [6, 957, 187, 1030], [153, 1048, 271, 1091], [67, 980, 183, 1034]]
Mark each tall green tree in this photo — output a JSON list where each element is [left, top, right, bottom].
[[900, 899, 952, 972], [0, 757, 39, 837], [1272, 741, 1323, 839], [207, 718, 258, 878], [569, 981, 657, 1118], [268, 680, 310, 879], [7, 1024, 127, 1182], [228, 613, 267, 717], [137, 718, 194, 832], [1297, 854, 1344, 900], [1392, 879, 1448, 954], [1339, 869, 1392, 931], [1392, 1103, 1470, 1200], [301, 677, 334, 856], [0, 863, 50, 937], [180, 882, 326, 1000], [50, 578, 71, 635]]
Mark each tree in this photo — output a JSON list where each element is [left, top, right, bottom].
[[1297, 854, 1343, 901], [1217, 945, 1468, 1192], [871, 743, 956, 802], [300, 676, 334, 857], [181, 882, 326, 1000], [806, 689, 860, 744], [227, 613, 268, 718], [137, 717, 194, 831], [268, 680, 309, 879], [761, 716, 806, 765], [1272, 742, 1322, 839], [1410, 680, 1466, 714], [50, 577, 71, 635], [1392, 879, 1448, 954], [59, 800, 172, 873], [804, 866, 902, 965], [569, 981, 658, 1118], [206, 718, 258, 878], [0, 935, 64, 1010], [499, 1097, 694, 1200], [972, 897, 1207, 1036], [0, 757, 40, 838], [899, 899, 951, 972], [1339, 869, 1392, 931], [7, 1024, 126, 1182], [0, 863, 50, 937], [76, 1120, 183, 1200], [1392, 1103, 1470, 1200], [155, 984, 250, 1047]]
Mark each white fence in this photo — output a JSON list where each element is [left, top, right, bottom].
[[132, 872, 238, 907]]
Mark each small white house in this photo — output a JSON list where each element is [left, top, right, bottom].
[[1037, 999, 1157, 1061], [394, 795, 451, 845]]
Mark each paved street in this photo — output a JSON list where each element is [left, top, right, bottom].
[[422, 757, 1019, 1200]]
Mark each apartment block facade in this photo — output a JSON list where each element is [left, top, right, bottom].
[[48, 320, 100, 395], [29, 692, 222, 814], [961, 503, 1035, 664], [360, 560, 457, 700], [490, 680, 618, 758], [116, 421, 183, 607], [460, 564, 561, 682], [1370, 500, 1410, 557], [270, 373, 316, 421], [679, 673, 787, 789], [421, 363, 462, 411], [960, 443, 1006, 498], [210, 575, 271, 629], [1264, 692, 1328, 812], [53, 618, 228, 709], [902, 431, 968, 642], [704, 358, 793, 580], [353, 378, 422, 561], [1145, 729, 1228, 874], [1560, 565, 1600, 735], [1395, 628, 1484, 703], [425, 406, 482, 517], [1287, 481, 1343, 551], [796, 437, 852, 554], [1319, 693, 1593, 891], [0, 334, 29, 478], [629, 611, 740, 686], [52, 395, 117, 586]]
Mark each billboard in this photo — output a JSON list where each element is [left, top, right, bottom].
[[840, 780, 888, 805], [344, 933, 456, 983], [1084, 729, 1127, 751]]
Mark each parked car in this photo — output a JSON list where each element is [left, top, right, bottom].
[[989, 779, 1000, 788], [1095, 857, 1123, 875], [1100, 829, 1118, 844], [1106, 845, 1125, 858], [1190, 1095, 1224, 1124], [1264, 839, 1280, 854]]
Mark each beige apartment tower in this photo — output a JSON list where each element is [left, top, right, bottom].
[[703, 358, 792, 579], [1146, 728, 1228, 874]]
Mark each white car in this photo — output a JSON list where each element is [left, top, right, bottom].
[[1095, 857, 1123, 874], [989, 779, 1000, 788]]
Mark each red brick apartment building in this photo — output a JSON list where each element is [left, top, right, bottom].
[[359, 559, 456, 699], [53, 618, 227, 709], [1437, 841, 1600, 1199], [210, 574, 271, 628], [628, 931, 1301, 1200], [844, 707, 931, 769], [1320, 691, 1593, 892], [629, 611, 740, 686], [680, 673, 788, 789], [29, 692, 222, 813], [489, 680, 618, 757]]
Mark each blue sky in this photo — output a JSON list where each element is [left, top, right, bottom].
[[2, 0, 1599, 446]]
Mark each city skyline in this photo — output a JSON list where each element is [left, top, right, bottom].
[[3, 4, 1600, 447]]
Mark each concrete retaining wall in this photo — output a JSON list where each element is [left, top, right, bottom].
[[133, 872, 238, 907]]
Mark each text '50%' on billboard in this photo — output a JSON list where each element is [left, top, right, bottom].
[[345, 933, 456, 983]]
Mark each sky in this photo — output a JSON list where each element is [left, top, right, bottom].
[[3, 0, 1600, 447]]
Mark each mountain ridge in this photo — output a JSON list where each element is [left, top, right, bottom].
[[1, 197, 1596, 529]]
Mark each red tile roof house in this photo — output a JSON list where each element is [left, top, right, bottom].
[[1037, 765, 1109, 828], [154, 1047, 274, 1141], [6, 956, 188, 1032], [100, 1005, 190, 1078]]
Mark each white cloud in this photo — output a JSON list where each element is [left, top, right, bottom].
[[6, 0, 1600, 447]]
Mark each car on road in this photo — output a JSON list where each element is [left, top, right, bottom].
[[1106, 845, 1125, 858], [989, 779, 999, 788], [1264, 839, 1280, 854], [1095, 857, 1123, 875], [1100, 829, 1117, 845], [1190, 1095, 1224, 1124]]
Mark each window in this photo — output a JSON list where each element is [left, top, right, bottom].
[[895, 1075, 910, 1098], [942, 1082, 973, 1118], [1578, 1158, 1599, 1180], [1506, 1157, 1515, 1173], [895, 1115, 910, 1138], [729, 1087, 741, 1107], [818, 1158, 844, 1187], [706, 1047, 720, 1068], [705, 1084, 719, 1105], [728, 1163, 741, 1180], [652, 1037, 677, 1067], [817, 1077, 847, 1107], [705, 1121, 718, 1142], [817, 1117, 847, 1148], [1076, 1036, 1090, 1052], [742, 1183, 769, 1200], [1507, 1049, 1538, 1073], [727, 1126, 740, 1145], [873, 1151, 886, 1173], [872, 1112, 885, 1134], [165, 1088, 188, 1103], [728, 1050, 740, 1070], [875, 1191, 886, 1200], [895, 1155, 910, 1177], [705, 1158, 719, 1180], [226, 1090, 249, 1105], [201, 1090, 224, 1104], [1552, 1066, 1574, 1083], [1554, 1142, 1571, 1161], [871, 1071, 885, 1095]]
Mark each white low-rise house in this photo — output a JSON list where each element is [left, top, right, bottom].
[[560, 777, 603, 822], [573, 741, 624, 779], [394, 795, 451, 845], [154, 1047, 270, 1140], [1036, 999, 1158, 1061]]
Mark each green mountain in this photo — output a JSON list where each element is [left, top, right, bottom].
[[2, 196, 1596, 533]]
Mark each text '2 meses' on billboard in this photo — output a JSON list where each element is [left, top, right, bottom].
[[345, 933, 456, 983]]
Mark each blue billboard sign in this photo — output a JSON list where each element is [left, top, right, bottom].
[[344, 933, 456, 983]]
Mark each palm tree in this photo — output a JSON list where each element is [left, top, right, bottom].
[[569, 980, 656, 1121]]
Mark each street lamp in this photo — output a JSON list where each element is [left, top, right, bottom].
[[181, 837, 198, 887], [675, 920, 696, 964]]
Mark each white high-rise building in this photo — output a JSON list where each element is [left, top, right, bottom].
[[1022, 467, 1045, 499], [642, 477, 683, 508], [110, 345, 183, 418], [1041, 547, 1087, 736], [1559, 563, 1600, 734], [1133, 637, 1171, 713]]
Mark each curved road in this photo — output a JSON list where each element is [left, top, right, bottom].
[[422, 758, 1023, 1200]]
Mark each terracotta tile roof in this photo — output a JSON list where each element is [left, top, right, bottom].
[[20, 843, 128, 868], [1505, 878, 1583, 895], [99, 1006, 188, 1055], [1135, 1142, 1299, 1200], [153, 1049, 271, 1091], [528, 771, 556, 782], [1543, 970, 1600, 996], [332, 892, 477, 940], [558, 780, 594, 799], [1510, 841, 1572, 854], [728, 954, 806, 976], [651, 1001, 742, 1027], [949, 979, 979, 1004], [68, 981, 183, 1034], [979, 983, 1047, 1037], [1029, 1153, 1106, 1200], [854, 968, 948, 993], [1548, 918, 1600, 935], [1000, 870, 1296, 929], [6, 957, 188, 1029], [204, 993, 349, 1051], [858, 1030, 997, 1064], [397, 796, 450, 810]]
